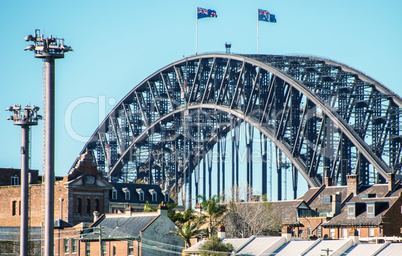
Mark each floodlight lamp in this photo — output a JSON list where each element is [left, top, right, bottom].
[[36, 114, 43, 120], [24, 35, 34, 42], [61, 45, 73, 52], [13, 104, 21, 110], [7, 116, 14, 121], [33, 106, 40, 111], [5, 106, 13, 111], [24, 45, 35, 51]]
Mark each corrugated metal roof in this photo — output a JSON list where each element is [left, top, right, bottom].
[[236, 236, 283, 255], [304, 239, 350, 256], [344, 243, 384, 256], [274, 240, 317, 256], [376, 243, 402, 256]]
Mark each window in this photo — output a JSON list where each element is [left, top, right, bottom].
[[11, 175, 19, 185], [369, 227, 375, 237], [64, 239, 69, 253], [85, 242, 90, 256], [347, 205, 355, 218], [128, 240, 134, 256], [317, 226, 322, 238], [322, 195, 332, 204], [124, 189, 130, 200], [112, 189, 117, 200], [72, 238, 77, 253], [86, 199, 91, 214], [113, 245, 117, 256], [330, 228, 336, 239], [102, 241, 106, 256], [164, 191, 170, 203], [152, 191, 157, 202], [139, 190, 144, 201], [94, 199, 100, 212], [342, 228, 348, 238], [367, 204, 375, 217], [12, 201, 17, 216], [367, 205, 374, 214], [77, 198, 82, 214]]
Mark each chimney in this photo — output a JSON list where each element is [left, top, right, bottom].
[[331, 192, 341, 216], [347, 175, 358, 196], [157, 203, 168, 216], [125, 205, 133, 216], [348, 228, 359, 245], [325, 177, 333, 187], [281, 226, 292, 242], [93, 211, 99, 222], [217, 224, 226, 239], [195, 203, 202, 213], [388, 173, 395, 192]]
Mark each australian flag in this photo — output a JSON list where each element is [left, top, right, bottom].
[[198, 7, 218, 19], [258, 9, 276, 23]]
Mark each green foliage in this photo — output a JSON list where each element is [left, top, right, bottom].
[[143, 201, 157, 212], [169, 221, 201, 248], [199, 236, 234, 256], [198, 195, 227, 237]]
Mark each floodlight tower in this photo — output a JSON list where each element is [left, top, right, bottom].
[[6, 105, 41, 256], [24, 29, 72, 256]]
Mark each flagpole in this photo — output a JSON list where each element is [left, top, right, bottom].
[[196, 7, 198, 55], [257, 10, 259, 54]]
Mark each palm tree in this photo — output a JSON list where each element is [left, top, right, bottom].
[[169, 221, 201, 248], [198, 195, 227, 237]]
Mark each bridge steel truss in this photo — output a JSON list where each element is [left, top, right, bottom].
[[70, 54, 402, 203]]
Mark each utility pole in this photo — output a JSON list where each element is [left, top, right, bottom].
[[6, 104, 41, 256], [24, 29, 72, 256]]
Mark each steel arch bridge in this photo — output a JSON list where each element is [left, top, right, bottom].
[[70, 53, 402, 202]]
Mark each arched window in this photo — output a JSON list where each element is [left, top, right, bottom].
[[94, 199, 100, 212], [123, 188, 130, 200], [152, 190, 157, 202], [112, 188, 117, 200], [86, 199, 91, 214], [164, 191, 170, 203], [77, 198, 82, 214]]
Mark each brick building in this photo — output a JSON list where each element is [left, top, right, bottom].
[[0, 167, 39, 186], [321, 174, 402, 239], [283, 174, 402, 239], [0, 151, 112, 228]]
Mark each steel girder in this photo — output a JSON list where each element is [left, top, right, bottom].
[[69, 54, 402, 195]]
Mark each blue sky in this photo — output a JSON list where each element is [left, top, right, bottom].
[[0, 1, 401, 199]]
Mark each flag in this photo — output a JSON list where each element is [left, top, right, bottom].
[[258, 9, 276, 23], [198, 7, 217, 19]]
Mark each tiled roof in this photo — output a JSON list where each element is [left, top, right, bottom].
[[271, 200, 305, 224], [307, 186, 348, 214], [81, 213, 159, 241], [322, 196, 398, 227]]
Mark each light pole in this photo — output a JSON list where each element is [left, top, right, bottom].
[[24, 29, 72, 256], [6, 104, 41, 256]]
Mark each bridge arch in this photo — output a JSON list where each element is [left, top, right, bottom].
[[70, 54, 402, 201]]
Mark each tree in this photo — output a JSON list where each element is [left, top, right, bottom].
[[199, 236, 234, 256], [223, 201, 281, 238], [198, 195, 227, 237], [143, 201, 157, 212], [169, 221, 201, 248]]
